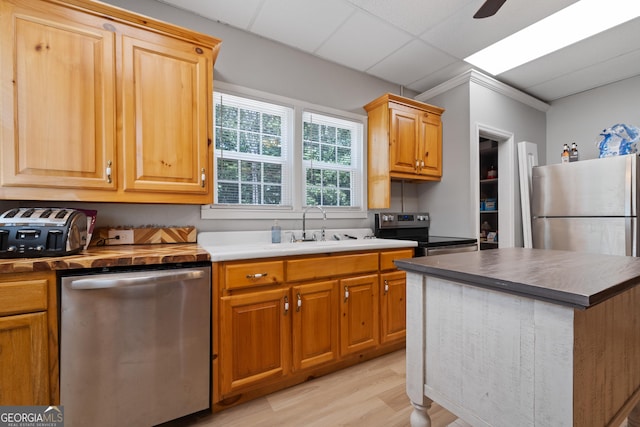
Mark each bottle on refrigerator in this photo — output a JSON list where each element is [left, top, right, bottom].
[[561, 144, 570, 163]]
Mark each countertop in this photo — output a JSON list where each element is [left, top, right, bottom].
[[198, 229, 417, 261], [0, 243, 210, 274], [395, 247, 640, 309]]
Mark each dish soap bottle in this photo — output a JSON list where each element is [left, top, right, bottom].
[[271, 220, 281, 244]]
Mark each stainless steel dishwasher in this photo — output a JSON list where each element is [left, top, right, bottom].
[[60, 263, 211, 427]]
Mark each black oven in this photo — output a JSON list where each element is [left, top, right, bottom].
[[374, 212, 477, 256]]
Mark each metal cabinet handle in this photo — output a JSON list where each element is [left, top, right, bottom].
[[296, 293, 302, 312], [70, 270, 204, 290], [201, 168, 206, 188], [384, 279, 389, 294], [344, 285, 349, 302], [246, 273, 268, 279], [106, 160, 112, 184], [284, 295, 289, 314]]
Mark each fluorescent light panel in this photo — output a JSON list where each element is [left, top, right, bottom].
[[465, 0, 640, 75]]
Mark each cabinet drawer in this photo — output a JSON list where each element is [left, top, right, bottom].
[[224, 261, 284, 290], [287, 253, 378, 282], [380, 249, 414, 270], [0, 279, 48, 317]]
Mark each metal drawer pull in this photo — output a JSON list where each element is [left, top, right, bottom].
[[384, 280, 389, 294], [246, 273, 268, 279], [284, 296, 289, 314], [296, 293, 302, 312], [344, 285, 349, 301], [201, 168, 206, 188]]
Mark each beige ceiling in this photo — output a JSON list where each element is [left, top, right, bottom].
[[157, 0, 640, 102]]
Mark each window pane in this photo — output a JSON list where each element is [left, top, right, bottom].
[[240, 109, 260, 132], [322, 187, 338, 206], [219, 105, 238, 128], [217, 183, 238, 204], [306, 168, 321, 185], [263, 136, 281, 157], [306, 187, 321, 206], [241, 161, 262, 182], [339, 171, 351, 187], [216, 129, 238, 151], [337, 147, 351, 165], [241, 183, 262, 204], [264, 163, 282, 184], [240, 131, 260, 154], [263, 114, 281, 136], [304, 122, 320, 142], [322, 170, 337, 187], [321, 125, 336, 144], [337, 128, 351, 147], [218, 158, 238, 181], [321, 144, 336, 163], [303, 141, 319, 161], [339, 189, 351, 205], [264, 185, 281, 205]]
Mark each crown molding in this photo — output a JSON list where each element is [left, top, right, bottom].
[[415, 69, 550, 113]]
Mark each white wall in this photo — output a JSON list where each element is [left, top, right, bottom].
[[416, 75, 546, 245], [546, 75, 640, 164], [417, 83, 471, 237]]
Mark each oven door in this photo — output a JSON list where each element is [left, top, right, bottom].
[[426, 243, 478, 256]]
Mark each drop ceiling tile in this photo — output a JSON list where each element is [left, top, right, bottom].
[[252, 0, 356, 52], [522, 48, 640, 101], [367, 39, 458, 86], [345, 0, 475, 36], [315, 10, 412, 71], [158, 0, 263, 29]]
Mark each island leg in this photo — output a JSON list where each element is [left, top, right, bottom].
[[410, 398, 432, 427], [628, 401, 640, 427]]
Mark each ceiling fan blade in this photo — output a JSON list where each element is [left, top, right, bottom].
[[473, 0, 507, 18]]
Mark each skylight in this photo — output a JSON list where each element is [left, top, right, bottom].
[[465, 0, 640, 75]]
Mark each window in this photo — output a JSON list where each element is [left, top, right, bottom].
[[214, 92, 292, 206], [205, 83, 365, 220], [303, 112, 361, 207]]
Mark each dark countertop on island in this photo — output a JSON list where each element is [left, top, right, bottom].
[[395, 247, 640, 309], [0, 243, 210, 273]]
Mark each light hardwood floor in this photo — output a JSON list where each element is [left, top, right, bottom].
[[163, 349, 628, 427]]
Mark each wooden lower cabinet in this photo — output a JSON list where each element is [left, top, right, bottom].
[[220, 288, 291, 395], [380, 270, 407, 344], [214, 248, 412, 411], [0, 272, 57, 405], [340, 274, 379, 356], [292, 280, 339, 371]]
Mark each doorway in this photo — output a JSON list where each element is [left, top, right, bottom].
[[472, 124, 515, 249]]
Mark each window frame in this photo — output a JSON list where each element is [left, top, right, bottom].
[[201, 82, 368, 220]]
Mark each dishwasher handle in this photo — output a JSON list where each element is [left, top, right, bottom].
[[68, 270, 206, 290]]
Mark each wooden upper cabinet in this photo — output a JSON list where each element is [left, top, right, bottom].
[[0, 0, 117, 191], [121, 30, 211, 197], [364, 93, 444, 209], [0, 0, 221, 203]]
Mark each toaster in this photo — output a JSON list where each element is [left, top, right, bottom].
[[0, 208, 87, 258]]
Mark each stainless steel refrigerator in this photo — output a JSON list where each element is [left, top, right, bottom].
[[531, 154, 639, 256]]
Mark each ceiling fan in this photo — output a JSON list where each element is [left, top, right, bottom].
[[473, 0, 507, 18]]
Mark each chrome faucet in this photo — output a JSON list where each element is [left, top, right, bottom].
[[302, 206, 326, 240]]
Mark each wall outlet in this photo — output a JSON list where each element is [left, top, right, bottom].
[[107, 229, 135, 245]]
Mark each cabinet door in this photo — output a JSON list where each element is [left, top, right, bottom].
[[292, 280, 339, 371], [340, 274, 379, 356], [389, 104, 420, 174], [0, 0, 117, 191], [0, 312, 49, 405], [121, 30, 212, 200], [220, 288, 290, 395], [380, 271, 406, 344], [418, 111, 442, 177]]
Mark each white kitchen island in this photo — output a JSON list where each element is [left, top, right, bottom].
[[395, 248, 640, 427]]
